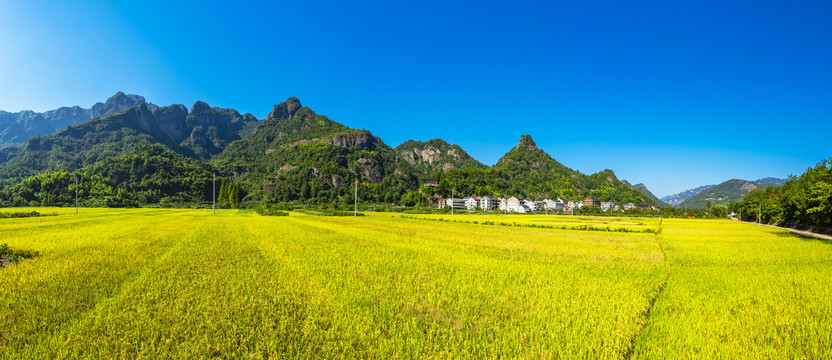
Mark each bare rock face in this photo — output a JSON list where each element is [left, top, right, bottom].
[[420, 148, 441, 164], [740, 181, 759, 191], [267, 97, 302, 120], [152, 104, 189, 143], [326, 132, 374, 149], [351, 158, 382, 183]]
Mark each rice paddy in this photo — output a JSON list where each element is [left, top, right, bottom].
[[1, 209, 829, 358]]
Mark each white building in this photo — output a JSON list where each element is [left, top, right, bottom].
[[498, 197, 507, 211], [623, 203, 636, 211], [506, 197, 524, 213], [601, 202, 615, 212], [543, 199, 564, 212], [464, 197, 480, 210], [446, 198, 466, 210], [480, 195, 498, 210]]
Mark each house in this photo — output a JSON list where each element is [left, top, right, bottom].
[[497, 197, 507, 211], [506, 197, 523, 212], [446, 198, 466, 210], [600, 202, 615, 212], [636, 204, 658, 211], [583, 197, 601, 207], [464, 197, 480, 210], [423, 178, 439, 187], [565, 201, 575, 213], [543, 199, 565, 212], [480, 195, 498, 210], [528, 201, 544, 212], [438, 198, 447, 209], [623, 203, 636, 211]]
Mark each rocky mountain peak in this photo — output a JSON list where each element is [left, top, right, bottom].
[[267, 97, 302, 120], [189, 101, 212, 114], [91, 92, 147, 118], [516, 134, 538, 152]]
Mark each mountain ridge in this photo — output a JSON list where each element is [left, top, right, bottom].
[[1, 96, 657, 206], [0, 92, 148, 147], [678, 177, 787, 208]]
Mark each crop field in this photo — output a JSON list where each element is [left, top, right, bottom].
[[1, 209, 830, 358]]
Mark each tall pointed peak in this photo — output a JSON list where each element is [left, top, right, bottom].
[[515, 134, 538, 151], [267, 97, 302, 120]]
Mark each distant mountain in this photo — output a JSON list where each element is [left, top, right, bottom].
[[678, 177, 786, 208], [661, 185, 715, 206], [622, 181, 668, 207], [754, 177, 787, 187], [0, 92, 148, 147], [0, 100, 257, 188], [394, 139, 485, 177]]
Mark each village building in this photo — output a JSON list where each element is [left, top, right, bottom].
[[543, 198, 565, 212], [497, 197, 507, 211], [480, 195, 498, 210], [423, 178, 439, 187], [438, 198, 447, 209], [464, 196, 480, 210], [506, 197, 521, 212], [445, 198, 466, 210], [623, 203, 636, 211], [601, 202, 615, 212], [583, 197, 601, 207]]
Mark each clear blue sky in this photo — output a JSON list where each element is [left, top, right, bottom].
[[1, 0, 830, 197]]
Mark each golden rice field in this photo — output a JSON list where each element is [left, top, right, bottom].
[[1, 209, 830, 359]]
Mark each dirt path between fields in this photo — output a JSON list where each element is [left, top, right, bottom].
[[730, 217, 832, 242]]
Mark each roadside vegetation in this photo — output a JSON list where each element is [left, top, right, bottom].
[[732, 157, 832, 230]]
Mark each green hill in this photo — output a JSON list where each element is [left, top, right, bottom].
[[1, 144, 214, 206], [394, 139, 485, 178], [211, 98, 418, 204], [428, 135, 656, 204], [622, 180, 668, 206]]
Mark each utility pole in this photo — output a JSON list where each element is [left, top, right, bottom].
[[75, 173, 78, 215], [354, 178, 358, 216], [212, 173, 216, 217], [451, 187, 454, 216]]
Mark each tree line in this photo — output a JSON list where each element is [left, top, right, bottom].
[[730, 158, 832, 229]]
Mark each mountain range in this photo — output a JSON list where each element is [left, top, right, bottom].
[[658, 177, 787, 208], [0, 93, 757, 208], [0, 92, 148, 147], [675, 178, 786, 208]]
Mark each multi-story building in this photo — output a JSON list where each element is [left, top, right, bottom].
[[601, 202, 615, 212], [480, 195, 498, 210], [464, 197, 480, 210], [445, 198, 466, 210]]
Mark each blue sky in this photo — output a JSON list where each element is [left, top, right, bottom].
[[1, 0, 830, 197]]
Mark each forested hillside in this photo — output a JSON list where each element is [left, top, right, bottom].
[[1, 96, 658, 207]]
